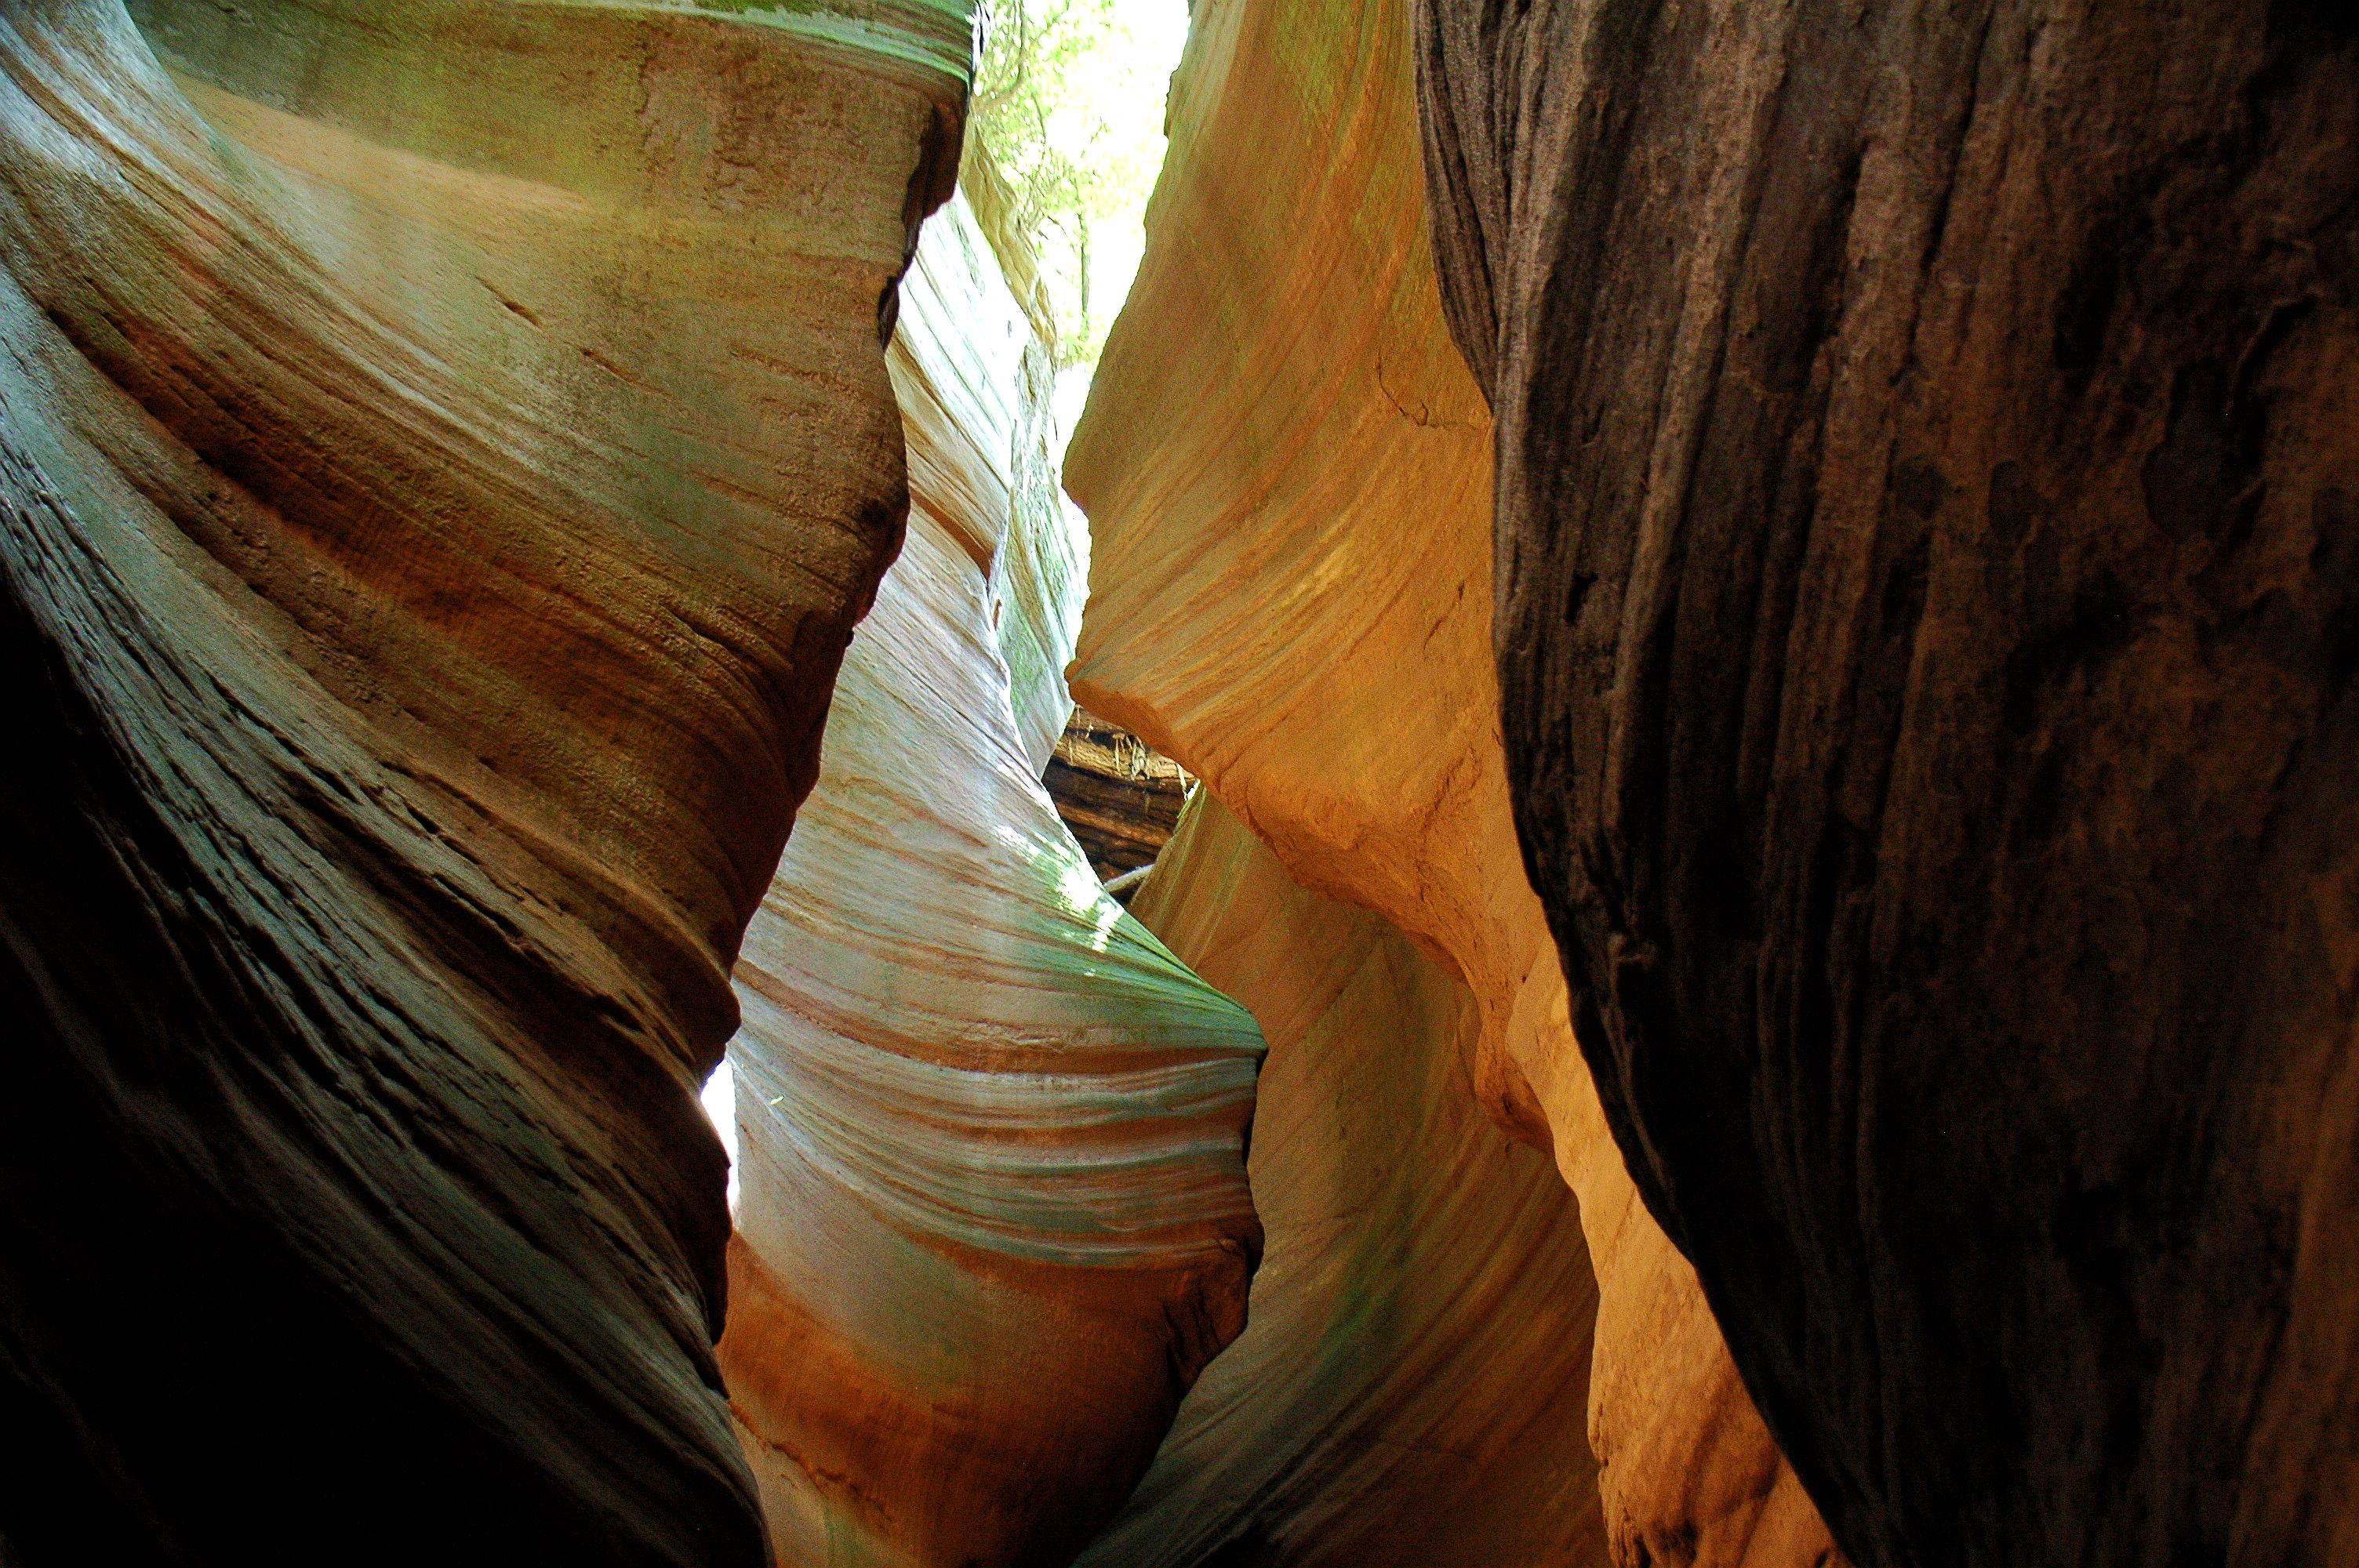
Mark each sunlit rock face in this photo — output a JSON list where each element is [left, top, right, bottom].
[[1077, 792, 1603, 1568], [718, 170, 1265, 1568], [1414, 2, 2359, 1565], [896, 150, 1087, 775], [0, 2, 963, 1561], [1060, 0, 1837, 1560]]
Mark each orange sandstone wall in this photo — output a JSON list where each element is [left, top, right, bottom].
[[1081, 792, 1607, 1567], [1061, 0, 1841, 1557]]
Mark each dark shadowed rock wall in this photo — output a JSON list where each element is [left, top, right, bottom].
[[0, 2, 965, 1561], [1414, 0, 2359, 1564]]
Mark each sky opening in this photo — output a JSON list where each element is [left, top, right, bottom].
[[970, 0, 1192, 374]]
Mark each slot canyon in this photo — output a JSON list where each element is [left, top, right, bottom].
[[0, 4, 2350, 1568]]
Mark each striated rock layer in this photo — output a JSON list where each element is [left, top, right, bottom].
[[718, 169, 1265, 1568], [1078, 792, 1603, 1568], [0, 2, 963, 1560], [1415, 1, 2359, 1564], [1063, 0, 1835, 1559]]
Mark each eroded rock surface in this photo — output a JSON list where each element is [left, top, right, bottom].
[[1078, 793, 1603, 1568], [718, 172, 1265, 1568], [1062, 0, 1837, 1559], [1415, 0, 2359, 1563], [0, 2, 962, 1559]]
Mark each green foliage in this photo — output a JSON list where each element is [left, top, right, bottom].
[[969, 0, 1183, 365]]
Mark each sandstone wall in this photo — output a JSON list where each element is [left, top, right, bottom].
[[1078, 791, 1605, 1568], [1061, 0, 1838, 1558], [890, 151, 1088, 771], [0, 2, 964, 1559]]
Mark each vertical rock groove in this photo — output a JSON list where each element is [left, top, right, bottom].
[[1413, 0, 2359, 1563], [0, 2, 966, 1559]]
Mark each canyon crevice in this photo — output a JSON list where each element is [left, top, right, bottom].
[[4, 0, 2354, 1565], [717, 158, 1265, 1568]]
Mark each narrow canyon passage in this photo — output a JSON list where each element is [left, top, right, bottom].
[[715, 162, 1265, 1568], [1, 2, 2353, 1568]]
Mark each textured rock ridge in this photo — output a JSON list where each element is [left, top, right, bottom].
[[718, 172, 1265, 1568], [1077, 792, 1605, 1568], [1413, 1, 2359, 1564], [1061, 0, 1838, 1559], [0, 2, 963, 1560]]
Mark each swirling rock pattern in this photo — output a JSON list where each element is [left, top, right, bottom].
[[1415, 0, 2359, 1563], [1061, 0, 1837, 1558], [1078, 792, 1604, 1568], [0, 2, 961, 1560], [718, 173, 1265, 1568]]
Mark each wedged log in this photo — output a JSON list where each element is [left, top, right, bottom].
[[718, 177, 1265, 1568], [1413, 2, 2359, 1564], [1061, 0, 1839, 1558], [1076, 792, 1604, 1568], [1046, 708, 1194, 881], [0, 2, 963, 1561]]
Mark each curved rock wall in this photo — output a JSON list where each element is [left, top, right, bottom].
[[888, 153, 1088, 769], [1061, 0, 1837, 1559], [1078, 792, 1605, 1568], [0, 2, 962, 1560], [718, 171, 1265, 1568], [1414, 0, 2359, 1564]]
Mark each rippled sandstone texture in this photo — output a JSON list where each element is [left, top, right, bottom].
[[1415, 1, 2359, 1564], [718, 168, 1265, 1568], [0, 2, 964, 1560], [1062, 0, 1837, 1559], [1077, 792, 1603, 1568]]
